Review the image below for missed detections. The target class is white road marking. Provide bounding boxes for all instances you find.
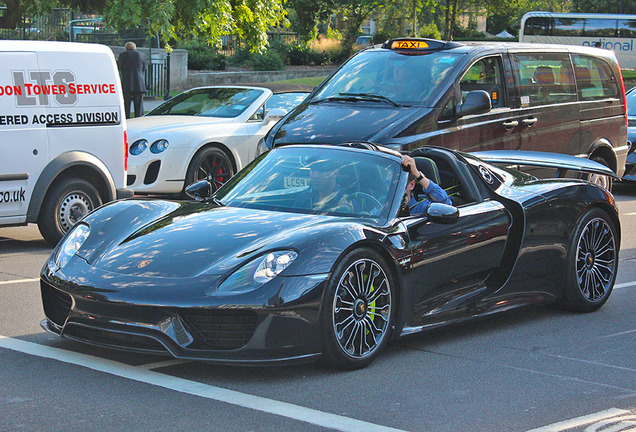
[614,281,636,290]
[0,278,39,286]
[526,408,630,432]
[622,212,636,216]
[0,335,405,432]
[136,359,191,370]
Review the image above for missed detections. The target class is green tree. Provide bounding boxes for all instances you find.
[287,0,335,42]
[337,0,393,55]
[573,0,635,14]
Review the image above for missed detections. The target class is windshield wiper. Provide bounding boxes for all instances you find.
[338,92,402,107]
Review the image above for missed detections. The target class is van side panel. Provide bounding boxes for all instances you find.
[33,49,126,190]
[0,51,48,221]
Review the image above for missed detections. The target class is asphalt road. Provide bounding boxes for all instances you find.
[1,186,635,432]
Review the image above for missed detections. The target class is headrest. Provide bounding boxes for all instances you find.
[414,156,440,185]
[533,66,555,84]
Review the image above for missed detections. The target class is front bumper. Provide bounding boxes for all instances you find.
[40,258,327,365]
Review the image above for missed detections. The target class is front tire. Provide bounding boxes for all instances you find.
[184,147,235,193]
[558,208,618,312]
[320,248,395,369]
[38,177,102,246]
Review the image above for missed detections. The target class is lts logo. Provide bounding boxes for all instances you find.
[12,70,78,107]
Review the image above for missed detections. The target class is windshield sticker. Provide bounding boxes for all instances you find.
[438,57,457,64]
[520,95,530,107]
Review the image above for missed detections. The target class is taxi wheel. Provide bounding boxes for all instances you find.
[38,177,102,246]
[320,248,395,370]
[588,156,613,191]
[185,147,235,193]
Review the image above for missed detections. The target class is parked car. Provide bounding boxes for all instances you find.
[126,83,312,195]
[258,38,629,190]
[624,87,636,181]
[41,143,619,369]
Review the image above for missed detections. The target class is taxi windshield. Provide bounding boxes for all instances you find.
[311,50,462,107]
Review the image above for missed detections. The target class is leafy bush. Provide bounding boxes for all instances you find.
[250,51,285,71]
[226,48,254,68]
[286,44,328,66]
[180,39,226,70]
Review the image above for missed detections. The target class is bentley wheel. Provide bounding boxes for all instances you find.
[559,208,618,312]
[38,177,102,246]
[320,248,395,369]
[185,147,235,193]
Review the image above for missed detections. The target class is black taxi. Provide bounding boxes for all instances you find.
[257,38,629,187]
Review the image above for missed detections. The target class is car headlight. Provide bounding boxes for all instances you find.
[213,250,298,296]
[54,223,90,269]
[150,139,169,154]
[130,139,148,155]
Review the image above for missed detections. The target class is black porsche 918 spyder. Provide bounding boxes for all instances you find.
[40,144,621,369]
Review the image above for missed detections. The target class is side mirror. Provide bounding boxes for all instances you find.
[264,108,287,124]
[185,179,216,201]
[457,90,491,118]
[427,203,459,224]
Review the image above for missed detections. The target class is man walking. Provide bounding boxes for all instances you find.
[118,41,146,118]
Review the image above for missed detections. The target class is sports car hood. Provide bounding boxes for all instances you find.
[272,102,423,145]
[76,199,340,278]
[127,115,235,136]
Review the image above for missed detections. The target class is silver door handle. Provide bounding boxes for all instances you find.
[522,118,538,126]
[502,120,519,129]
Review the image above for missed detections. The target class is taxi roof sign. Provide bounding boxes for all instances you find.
[383,38,462,52]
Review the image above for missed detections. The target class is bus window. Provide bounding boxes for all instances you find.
[583,19,617,37]
[618,19,636,37]
[572,55,619,100]
[553,17,584,36]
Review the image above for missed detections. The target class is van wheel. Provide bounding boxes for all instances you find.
[588,156,612,191]
[38,177,102,246]
[185,147,234,193]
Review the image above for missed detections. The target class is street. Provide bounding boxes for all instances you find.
[1,185,635,432]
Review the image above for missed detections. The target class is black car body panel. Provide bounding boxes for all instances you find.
[40,144,621,365]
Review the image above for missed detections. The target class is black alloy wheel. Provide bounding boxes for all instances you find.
[559,208,618,312]
[320,248,395,369]
[185,147,235,192]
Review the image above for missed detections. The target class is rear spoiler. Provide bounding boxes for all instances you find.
[472,150,618,179]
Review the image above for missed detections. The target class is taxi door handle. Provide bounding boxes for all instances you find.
[502,120,519,129]
[523,117,538,126]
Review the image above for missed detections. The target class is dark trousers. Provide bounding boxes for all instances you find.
[124,91,145,118]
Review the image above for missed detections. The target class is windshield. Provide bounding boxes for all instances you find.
[147,88,264,118]
[215,147,402,219]
[311,50,461,106]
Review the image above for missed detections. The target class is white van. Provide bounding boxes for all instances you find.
[0,41,132,245]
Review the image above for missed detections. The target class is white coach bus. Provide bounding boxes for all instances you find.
[520,12,636,68]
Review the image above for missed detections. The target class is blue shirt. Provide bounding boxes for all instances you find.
[409,181,452,214]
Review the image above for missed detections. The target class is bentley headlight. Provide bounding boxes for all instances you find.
[214,250,298,296]
[150,139,169,154]
[130,139,148,155]
[54,223,90,269]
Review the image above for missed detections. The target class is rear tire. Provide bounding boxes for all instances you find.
[588,156,613,192]
[557,208,618,312]
[38,177,102,246]
[320,248,395,369]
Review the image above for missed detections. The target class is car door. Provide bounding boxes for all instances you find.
[0,51,48,222]
[509,52,581,155]
[401,200,511,327]
[439,55,523,152]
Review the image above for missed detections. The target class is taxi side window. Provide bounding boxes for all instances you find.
[571,55,618,101]
[459,56,506,108]
[512,53,577,107]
